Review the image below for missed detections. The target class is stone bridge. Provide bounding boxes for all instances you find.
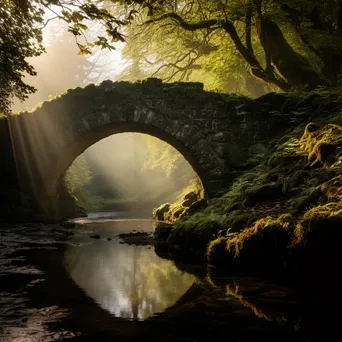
[8,78,290,217]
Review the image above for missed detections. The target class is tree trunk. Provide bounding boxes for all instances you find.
[319,46,342,84]
[338,2,342,33]
[257,17,329,90]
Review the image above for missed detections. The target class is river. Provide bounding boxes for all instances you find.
[0,212,340,341]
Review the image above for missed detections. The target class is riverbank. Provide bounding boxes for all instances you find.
[150,89,342,282]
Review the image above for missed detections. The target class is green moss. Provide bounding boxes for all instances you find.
[301,123,342,167]
[167,204,186,221]
[223,210,249,232]
[152,178,204,223]
[207,236,230,266]
[293,176,342,246]
[227,215,293,255]
[267,138,303,169]
[309,142,337,165]
[168,212,225,250]
[182,191,199,207]
[244,182,284,205]
[183,199,208,217]
[207,215,295,270]
[293,205,342,246]
[264,167,281,182]
[150,119,342,275]
[304,122,320,135]
[293,169,310,184]
[289,186,323,213]
[152,202,171,221]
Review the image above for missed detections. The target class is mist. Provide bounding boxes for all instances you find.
[65,133,198,217]
[12,20,124,113]
[10,19,200,218]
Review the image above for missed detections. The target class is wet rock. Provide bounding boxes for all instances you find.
[184,199,208,217]
[182,191,199,207]
[152,203,171,221]
[154,222,173,241]
[119,231,149,238]
[118,231,153,246]
[61,222,76,228]
[256,92,289,109]
[77,205,87,217]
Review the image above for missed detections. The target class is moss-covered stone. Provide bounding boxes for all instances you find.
[153,182,204,223]
[244,182,284,205]
[223,210,249,232]
[168,219,222,251]
[207,214,294,271]
[153,222,174,241]
[301,123,342,167]
[184,198,208,216]
[182,191,199,207]
[206,236,230,266]
[152,203,171,221]
[167,120,342,277]
[289,186,323,213]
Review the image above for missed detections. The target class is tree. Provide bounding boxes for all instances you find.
[118,8,271,96]
[1,0,131,115]
[12,21,116,112]
[0,0,45,114]
[132,0,342,91]
[2,0,342,115]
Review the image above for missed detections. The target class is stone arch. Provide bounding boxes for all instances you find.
[8,79,285,217]
[52,122,208,199]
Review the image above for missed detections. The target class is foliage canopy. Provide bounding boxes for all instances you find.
[1,0,342,113]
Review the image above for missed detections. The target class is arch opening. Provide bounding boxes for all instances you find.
[61,131,205,219]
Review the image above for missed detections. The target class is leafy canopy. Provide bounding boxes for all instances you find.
[1,0,342,114]
[0,0,142,115]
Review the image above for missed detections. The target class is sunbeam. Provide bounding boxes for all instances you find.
[64,132,201,218]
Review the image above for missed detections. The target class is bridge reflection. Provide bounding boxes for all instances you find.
[64,222,195,320]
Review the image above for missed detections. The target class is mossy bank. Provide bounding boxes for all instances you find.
[153,88,342,279]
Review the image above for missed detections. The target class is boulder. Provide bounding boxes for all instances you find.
[154,222,173,241]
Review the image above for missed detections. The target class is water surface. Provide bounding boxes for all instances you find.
[0,213,341,341]
[64,223,195,320]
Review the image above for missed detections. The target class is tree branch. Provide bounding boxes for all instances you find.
[253,0,272,72]
[245,0,254,56]
[281,4,322,59]
[144,9,291,91]
[144,12,219,31]
[222,19,290,91]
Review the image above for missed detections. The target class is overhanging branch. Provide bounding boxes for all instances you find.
[144,10,291,91]
[245,0,254,56]
[144,12,219,31]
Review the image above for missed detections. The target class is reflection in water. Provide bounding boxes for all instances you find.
[64,234,195,320]
[2,221,341,341]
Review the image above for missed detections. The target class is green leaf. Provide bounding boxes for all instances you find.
[78,48,92,56]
